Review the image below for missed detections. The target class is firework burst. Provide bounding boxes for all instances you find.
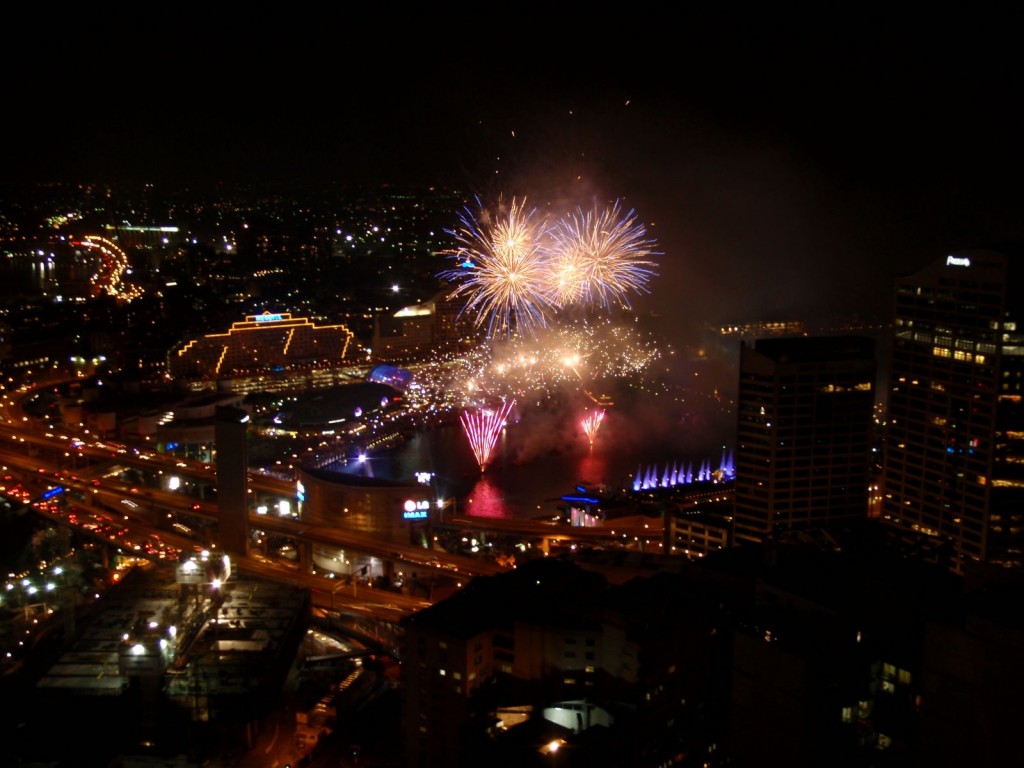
[461,399,516,472]
[580,409,605,446]
[548,200,659,310]
[441,197,660,340]
[441,197,555,340]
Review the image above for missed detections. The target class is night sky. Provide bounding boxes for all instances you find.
[6,20,1023,329]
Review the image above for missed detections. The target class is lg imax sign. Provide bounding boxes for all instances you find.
[403,499,430,520]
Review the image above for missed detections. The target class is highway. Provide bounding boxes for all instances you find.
[0,379,670,624]
[0,396,504,623]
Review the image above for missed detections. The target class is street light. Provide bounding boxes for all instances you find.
[540,738,566,766]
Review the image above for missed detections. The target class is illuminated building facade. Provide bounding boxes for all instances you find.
[371,288,471,360]
[102,223,182,251]
[296,466,434,546]
[733,336,876,545]
[882,249,1024,572]
[665,509,732,558]
[168,311,355,379]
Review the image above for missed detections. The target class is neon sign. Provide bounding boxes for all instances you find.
[254,313,284,322]
[946,255,971,268]
[403,498,430,519]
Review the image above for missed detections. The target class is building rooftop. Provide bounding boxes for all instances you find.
[748,334,876,363]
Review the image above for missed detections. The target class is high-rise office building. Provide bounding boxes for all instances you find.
[733,336,877,545]
[882,248,1024,573]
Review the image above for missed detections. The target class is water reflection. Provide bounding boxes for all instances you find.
[461,476,507,519]
[328,407,732,522]
[0,247,103,299]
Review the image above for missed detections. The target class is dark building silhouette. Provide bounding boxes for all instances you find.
[215,405,250,557]
[719,523,1024,768]
[882,249,1024,574]
[399,557,724,768]
[397,523,1024,768]
[733,336,877,545]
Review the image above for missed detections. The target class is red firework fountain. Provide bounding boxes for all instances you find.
[461,399,515,472]
[581,409,605,446]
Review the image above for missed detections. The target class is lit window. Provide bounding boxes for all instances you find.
[841,706,853,723]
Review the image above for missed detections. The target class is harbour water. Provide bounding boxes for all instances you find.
[0,250,93,299]
[327,393,736,520]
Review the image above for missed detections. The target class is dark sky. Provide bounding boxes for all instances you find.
[6,19,1023,329]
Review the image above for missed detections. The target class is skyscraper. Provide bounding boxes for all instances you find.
[882,248,1024,574]
[733,336,877,545]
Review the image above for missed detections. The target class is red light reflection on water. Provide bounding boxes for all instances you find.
[462,476,508,518]
[576,449,608,488]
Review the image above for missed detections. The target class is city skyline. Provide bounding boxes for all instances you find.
[6,23,1023,331]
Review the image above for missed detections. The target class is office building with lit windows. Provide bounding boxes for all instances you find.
[881,249,1024,573]
[168,311,355,380]
[733,335,877,545]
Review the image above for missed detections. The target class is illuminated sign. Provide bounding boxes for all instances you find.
[415,471,433,485]
[41,486,65,500]
[946,255,971,268]
[561,495,601,505]
[296,480,305,502]
[403,498,430,520]
[254,313,284,323]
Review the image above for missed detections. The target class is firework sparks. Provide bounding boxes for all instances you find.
[448,317,660,402]
[441,197,660,340]
[548,200,659,310]
[461,399,516,472]
[580,409,605,446]
[441,197,555,340]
